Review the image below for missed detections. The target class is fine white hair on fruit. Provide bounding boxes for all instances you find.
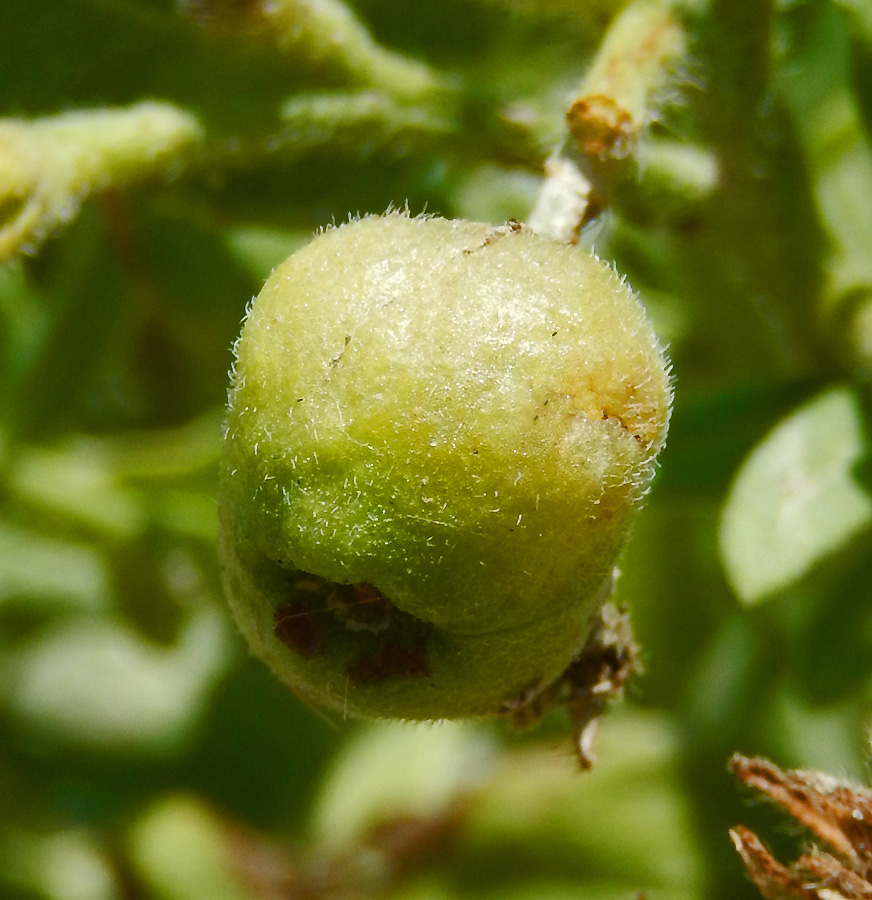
[218,212,671,723]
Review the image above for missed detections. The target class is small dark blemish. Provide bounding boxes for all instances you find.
[328,334,352,369]
[327,581,393,634]
[346,638,431,685]
[273,601,322,658]
[673,215,703,238]
[463,219,524,254]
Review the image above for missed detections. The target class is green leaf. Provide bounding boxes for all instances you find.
[223,225,308,283]
[11,440,144,540]
[127,796,255,900]
[0,523,110,614]
[8,609,232,753]
[719,386,872,604]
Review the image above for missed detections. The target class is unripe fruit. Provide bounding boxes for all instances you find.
[218,212,670,721]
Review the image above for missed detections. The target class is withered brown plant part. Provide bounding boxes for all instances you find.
[503,601,641,770]
[729,753,872,899]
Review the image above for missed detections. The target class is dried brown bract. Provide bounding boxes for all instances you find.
[730,753,872,899]
[504,601,641,769]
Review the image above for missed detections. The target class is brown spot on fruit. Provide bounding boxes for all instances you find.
[326,581,394,634]
[273,601,322,658]
[347,638,431,685]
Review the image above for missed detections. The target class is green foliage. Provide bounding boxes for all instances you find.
[720,388,872,604]
[0,1,871,899]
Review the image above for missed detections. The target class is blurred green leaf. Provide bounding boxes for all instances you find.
[127,795,255,900]
[223,225,310,283]
[0,523,110,615]
[719,387,872,604]
[11,440,144,540]
[128,795,255,900]
[308,713,704,900]
[312,720,497,851]
[7,608,232,753]
[460,712,704,897]
[0,826,118,900]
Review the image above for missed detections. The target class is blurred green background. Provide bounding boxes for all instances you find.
[1,1,872,898]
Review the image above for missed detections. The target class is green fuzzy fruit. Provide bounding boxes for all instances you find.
[218,212,670,720]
